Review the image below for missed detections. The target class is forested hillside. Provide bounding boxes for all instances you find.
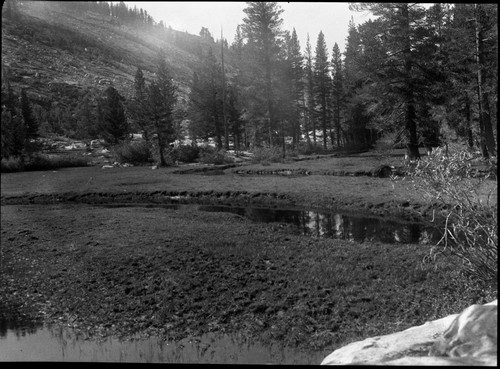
[1,1,497,165]
[1,0,221,142]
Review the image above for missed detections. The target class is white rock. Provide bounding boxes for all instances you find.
[321,300,497,366]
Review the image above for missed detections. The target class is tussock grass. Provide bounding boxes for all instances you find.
[1,154,89,172]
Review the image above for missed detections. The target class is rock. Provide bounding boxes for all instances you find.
[151,165,158,170]
[372,165,394,178]
[102,165,114,169]
[321,300,497,366]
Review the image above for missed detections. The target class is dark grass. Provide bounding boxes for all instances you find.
[0,204,495,354]
[1,154,89,173]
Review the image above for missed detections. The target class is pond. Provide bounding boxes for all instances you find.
[102,203,443,245]
[197,205,443,245]
[0,317,328,364]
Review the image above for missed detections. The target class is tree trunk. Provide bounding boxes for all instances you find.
[157,130,166,166]
[464,96,474,150]
[475,4,496,158]
[281,121,286,158]
[402,4,420,160]
[336,104,341,148]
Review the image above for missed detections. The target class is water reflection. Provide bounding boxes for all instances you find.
[0,322,328,364]
[198,205,443,244]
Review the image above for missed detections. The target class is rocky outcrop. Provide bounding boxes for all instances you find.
[321,300,497,366]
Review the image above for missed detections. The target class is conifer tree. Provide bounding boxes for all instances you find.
[147,51,178,166]
[241,2,284,146]
[304,34,315,146]
[331,43,344,148]
[97,86,129,145]
[128,67,152,143]
[313,31,331,150]
[21,89,39,140]
[187,47,224,148]
[286,28,304,148]
[349,3,429,158]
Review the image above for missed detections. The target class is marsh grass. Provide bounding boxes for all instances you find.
[1,154,89,172]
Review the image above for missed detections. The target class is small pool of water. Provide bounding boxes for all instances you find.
[198,205,443,245]
[0,318,327,364]
[101,203,443,245]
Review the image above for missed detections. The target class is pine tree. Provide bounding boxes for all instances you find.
[97,86,129,145]
[349,3,430,159]
[474,4,497,158]
[286,28,304,148]
[127,67,152,143]
[147,51,178,166]
[313,31,331,150]
[241,2,284,146]
[20,89,39,140]
[304,34,315,146]
[331,43,344,148]
[75,90,98,139]
[187,47,224,148]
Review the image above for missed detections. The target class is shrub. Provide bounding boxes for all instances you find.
[112,141,152,165]
[405,147,497,285]
[0,156,23,172]
[198,146,234,165]
[251,145,285,164]
[1,154,89,172]
[171,144,200,163]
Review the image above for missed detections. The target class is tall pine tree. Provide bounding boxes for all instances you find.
[313,31,331,150]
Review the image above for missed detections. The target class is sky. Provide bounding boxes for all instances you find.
[124,2,375,54]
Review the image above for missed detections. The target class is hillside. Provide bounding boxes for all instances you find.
[1,1,223,111]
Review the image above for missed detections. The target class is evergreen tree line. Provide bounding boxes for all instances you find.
[1,75,40,160]
[187,2,497,159]
[2,2,496,164]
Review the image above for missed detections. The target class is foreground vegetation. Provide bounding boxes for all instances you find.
[0,204,495,355]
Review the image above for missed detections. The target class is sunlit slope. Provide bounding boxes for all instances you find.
[1,1,210,105]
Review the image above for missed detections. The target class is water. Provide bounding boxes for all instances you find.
[102,203,443,245]
[197,205,443,245]
[0,319,327,364]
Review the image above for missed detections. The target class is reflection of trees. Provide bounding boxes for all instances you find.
[231,206,442,245]
[300,211,312,236]
[0,318,41,338]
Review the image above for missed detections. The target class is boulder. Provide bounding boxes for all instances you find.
[321,300,497,366]
[371,165,394,178]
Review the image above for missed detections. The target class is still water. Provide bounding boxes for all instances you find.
[0,318,327,363]
[102,203,443,245]
[197,205,443,245]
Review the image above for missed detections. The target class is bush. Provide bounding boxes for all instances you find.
[1,154,89,172]
[0,156,23,172]
[112,141,152,165]
[251,145,285,164]
[171,144,200,163]
[197,146,234,165]
[405,147,497,285]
